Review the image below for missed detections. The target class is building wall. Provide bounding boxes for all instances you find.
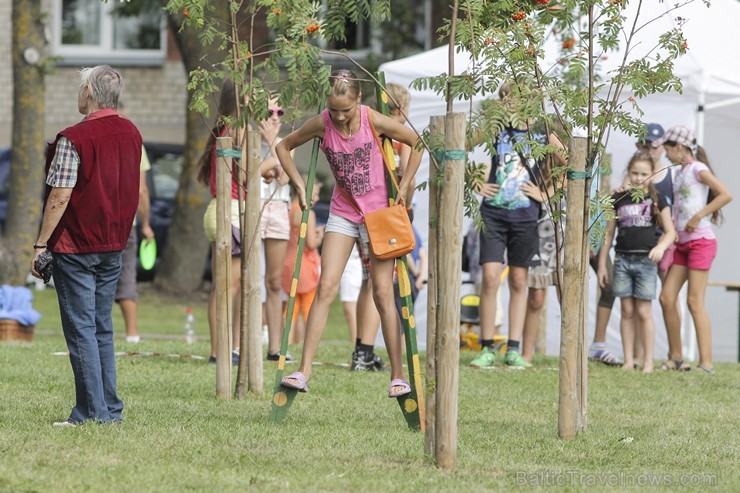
[0,0,14,147]
[0,1,188,148]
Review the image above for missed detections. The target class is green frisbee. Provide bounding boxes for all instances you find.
[139,238,157,271]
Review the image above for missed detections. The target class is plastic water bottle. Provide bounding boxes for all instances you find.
[184,308,195,344]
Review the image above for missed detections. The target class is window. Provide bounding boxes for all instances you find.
[52,0,166,66]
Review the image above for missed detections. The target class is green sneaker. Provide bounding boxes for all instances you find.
[504,350,532,368]
[470,347,496,368]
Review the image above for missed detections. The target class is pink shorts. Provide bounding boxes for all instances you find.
[260,200,290,240]
[673,238,717,270]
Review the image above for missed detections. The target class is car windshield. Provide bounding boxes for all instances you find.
[151,152,181,200]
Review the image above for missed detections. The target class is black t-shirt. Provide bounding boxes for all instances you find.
[611,190,668,253]
[480,127,546,223]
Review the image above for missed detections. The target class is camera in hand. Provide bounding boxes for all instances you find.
[35,251,53,284]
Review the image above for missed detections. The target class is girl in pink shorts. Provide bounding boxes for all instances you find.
[653,126,733,373]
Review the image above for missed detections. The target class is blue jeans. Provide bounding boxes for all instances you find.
[53,252,123,423]
[612,253,658,300]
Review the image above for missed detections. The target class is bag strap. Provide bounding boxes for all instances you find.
[336,183,363,218]
[367,111,404,206]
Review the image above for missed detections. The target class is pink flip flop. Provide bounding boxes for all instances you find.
[281,371,309,393]
[388,378,411,398]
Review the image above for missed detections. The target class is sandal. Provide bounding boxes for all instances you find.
[697,364,715,374]
[281,371,309,392]
[658,358,691,372]
[388,378,411,398]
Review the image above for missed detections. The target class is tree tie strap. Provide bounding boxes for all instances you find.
[215,148,242,159]
[566,170,589,180]
[432,149,467,166]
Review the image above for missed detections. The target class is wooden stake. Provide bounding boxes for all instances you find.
[425,115,444,455]
[215,137,233,398]
[536,292,548,355]
[435,112,465,470]
[558,136,588,439]
[245,130,263,394]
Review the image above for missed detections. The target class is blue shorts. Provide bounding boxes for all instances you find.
[612,253,658,300]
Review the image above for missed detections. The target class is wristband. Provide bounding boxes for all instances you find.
[33,244,47,249]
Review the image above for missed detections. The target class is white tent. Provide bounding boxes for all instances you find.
[379,0,740,362]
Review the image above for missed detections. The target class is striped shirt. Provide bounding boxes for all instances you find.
[46,136,79,188]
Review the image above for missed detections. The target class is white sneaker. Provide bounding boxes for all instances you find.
[126,336,141,343]
[53,421,77,428]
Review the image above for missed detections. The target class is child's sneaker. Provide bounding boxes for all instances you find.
[350,350,385,371]
[470,347,496,368]
[504,350,532,368]
[588,349,623,366]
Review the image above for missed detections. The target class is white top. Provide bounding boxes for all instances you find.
[260,139,291,202]
[674,160,714,243]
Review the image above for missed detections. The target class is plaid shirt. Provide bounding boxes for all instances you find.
[46,136,79,188]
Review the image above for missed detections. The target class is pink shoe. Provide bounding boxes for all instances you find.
[281,371,309,392]
[388,378,411,398]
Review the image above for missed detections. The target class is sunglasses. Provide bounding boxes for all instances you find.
[268,109,284,117]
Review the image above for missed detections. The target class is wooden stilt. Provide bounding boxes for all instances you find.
[376,73,424,431]
[269,105,323,423]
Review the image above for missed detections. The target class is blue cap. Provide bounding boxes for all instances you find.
[641,123,665,143]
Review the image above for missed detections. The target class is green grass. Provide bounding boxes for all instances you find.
[0,286,738,492]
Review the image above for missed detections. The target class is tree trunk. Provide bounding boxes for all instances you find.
[1,0,46,286]
[154,9,230,294]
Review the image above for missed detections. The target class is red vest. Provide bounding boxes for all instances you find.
[45,110,142,253]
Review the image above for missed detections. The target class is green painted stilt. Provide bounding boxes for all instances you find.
[376,72,425,432]
[269,103,323,423]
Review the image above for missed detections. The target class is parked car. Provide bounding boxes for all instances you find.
[136,142,187,281]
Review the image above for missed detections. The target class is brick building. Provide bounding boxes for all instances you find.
[0,1,190,147]
[1,1,444,148]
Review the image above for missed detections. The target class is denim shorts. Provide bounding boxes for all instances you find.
[612,253,658,300]
[325,213,370,244]
[326,213,372,279]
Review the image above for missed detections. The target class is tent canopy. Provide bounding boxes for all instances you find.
[378,0,740,361]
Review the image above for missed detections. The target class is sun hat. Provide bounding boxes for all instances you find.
[641,123,664,143]
[651,125,698,154]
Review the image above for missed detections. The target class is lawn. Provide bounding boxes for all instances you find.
[0,285,737,492]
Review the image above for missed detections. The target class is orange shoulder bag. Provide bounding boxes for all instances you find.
[336,115,415,260]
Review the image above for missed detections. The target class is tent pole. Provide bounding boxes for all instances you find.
[695,85,706,143]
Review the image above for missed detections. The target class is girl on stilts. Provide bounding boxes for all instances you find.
[275,69,423,397]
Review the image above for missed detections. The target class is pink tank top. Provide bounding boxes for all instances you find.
[320,105,389,223]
